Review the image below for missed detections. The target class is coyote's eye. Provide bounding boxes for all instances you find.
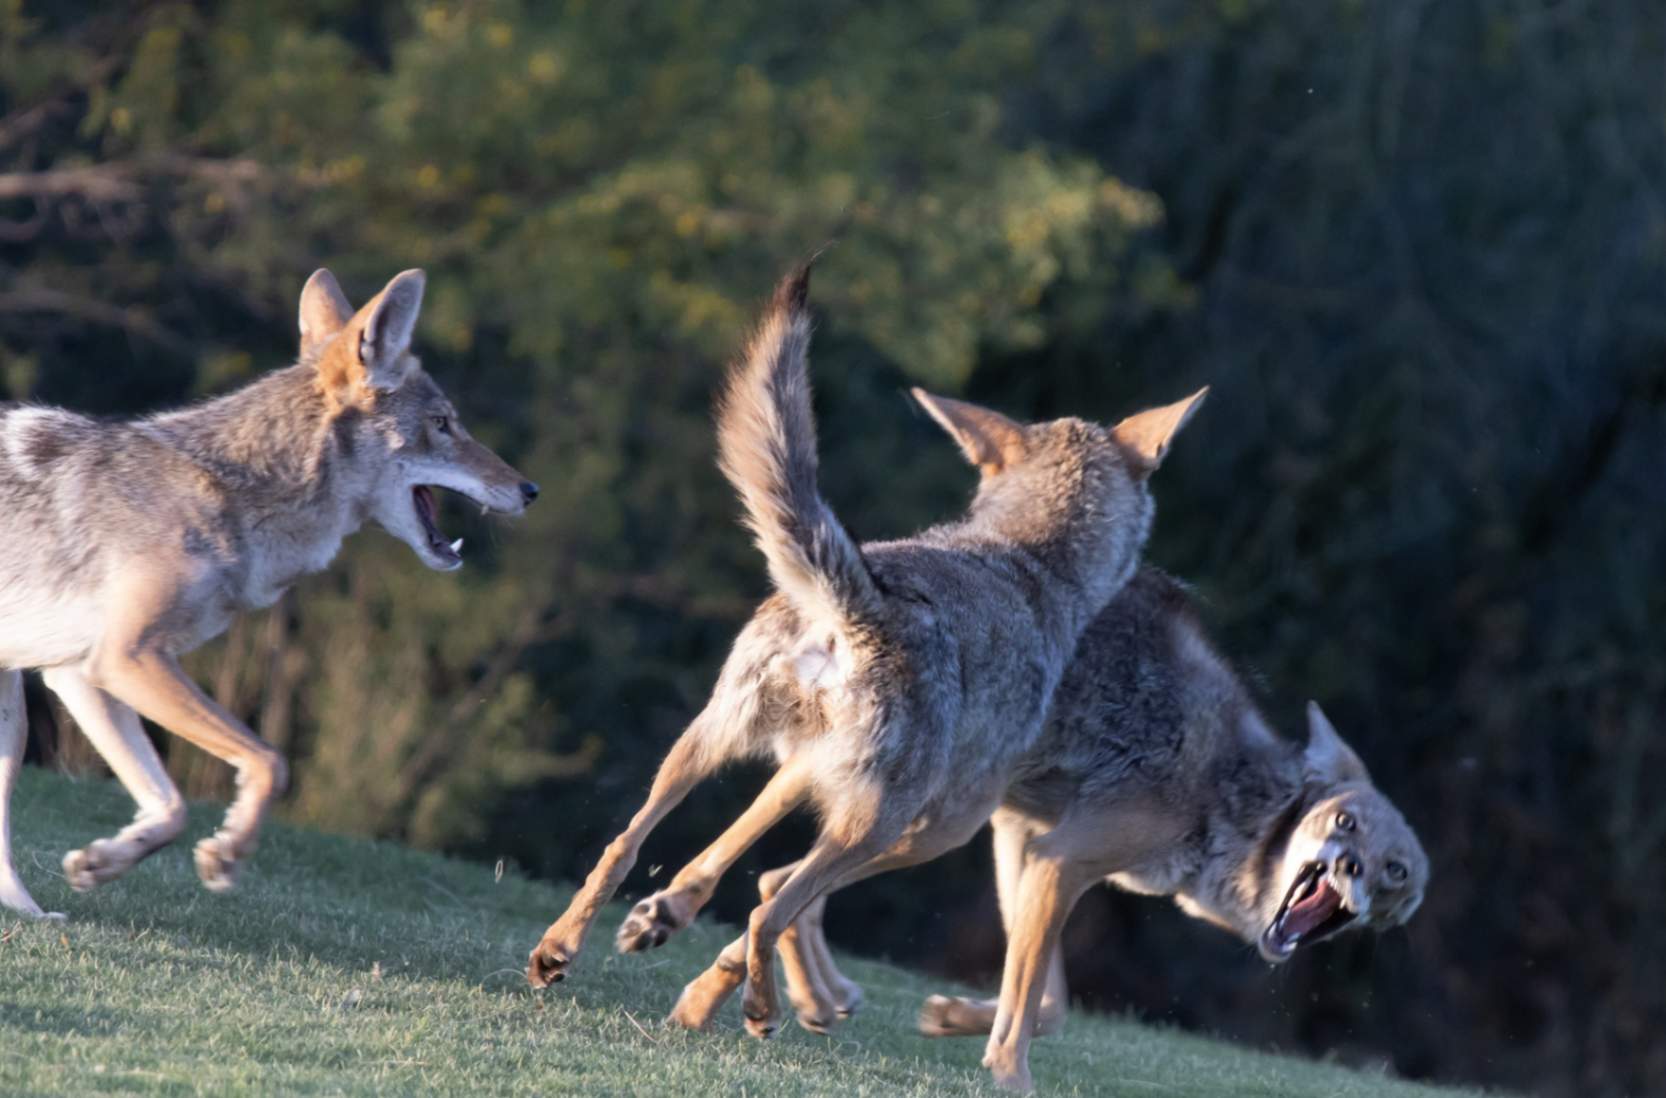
[432,415,452,436]
[1385,861,1408,884]
[1335,811,1356,832]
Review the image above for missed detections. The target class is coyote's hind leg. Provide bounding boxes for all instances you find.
[0,671,62,919]
[669,930,750,1031]
[761,864,858,1033]
[42,668,187,893]
[738,821,902,1038]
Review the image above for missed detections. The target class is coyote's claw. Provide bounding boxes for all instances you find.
[526,940,571,987]
[741,978,780,1039]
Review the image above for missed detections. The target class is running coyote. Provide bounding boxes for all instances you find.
[0,268,538,918]
[765,567,1430,1091]
[526,261,1205,1054]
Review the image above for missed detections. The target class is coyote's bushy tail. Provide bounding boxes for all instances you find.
[716,264,879,628]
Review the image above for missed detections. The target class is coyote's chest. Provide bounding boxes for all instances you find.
[232,496,364,610]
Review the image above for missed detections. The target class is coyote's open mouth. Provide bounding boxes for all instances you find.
[412,485,465,566]
[1262,862,1355,959]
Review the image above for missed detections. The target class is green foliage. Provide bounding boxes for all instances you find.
[3,2,1664,1096]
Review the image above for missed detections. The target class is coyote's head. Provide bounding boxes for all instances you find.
[1257,703,1429,962]
[298,268,538,571]
[912,386,1208,607]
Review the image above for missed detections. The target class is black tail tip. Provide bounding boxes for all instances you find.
[774,260,814,313]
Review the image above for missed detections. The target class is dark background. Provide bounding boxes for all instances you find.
[4,3,1663,1095]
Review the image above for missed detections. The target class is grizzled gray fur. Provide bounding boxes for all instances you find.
[525,260,1206,1058]
[0,269,535,920]
[772,567,1430,1092]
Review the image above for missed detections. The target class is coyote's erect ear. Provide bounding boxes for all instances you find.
[315,269,426,399]
[912,390,1029,476]
[355,269,426,389]
[1303,701,1370,785]
[1111,387,1209,474]
[298,269,354,356]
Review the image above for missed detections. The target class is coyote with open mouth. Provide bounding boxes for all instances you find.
[756,566,1430,1091]
[0,268,537,919]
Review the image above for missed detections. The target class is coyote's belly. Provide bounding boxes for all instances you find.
[0,589,103,670]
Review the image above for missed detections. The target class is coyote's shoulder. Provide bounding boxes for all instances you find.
[0,268,537,923]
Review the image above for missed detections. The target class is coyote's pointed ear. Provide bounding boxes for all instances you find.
[1111,387,1209,474]
[298,269,354,356]
[912,390,1028,476]
[1303,701,1370,785]
[347,269,425,391]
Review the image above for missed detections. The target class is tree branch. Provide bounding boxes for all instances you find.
[0,286,191,355]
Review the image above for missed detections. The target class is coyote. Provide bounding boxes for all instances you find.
[756,567,1430,1091]
[0,268,538,919]
[526,261,1205,1047]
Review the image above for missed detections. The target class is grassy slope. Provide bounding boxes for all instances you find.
[0,768,1479,1097]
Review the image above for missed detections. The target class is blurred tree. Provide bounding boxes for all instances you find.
[3,1,1662,1095]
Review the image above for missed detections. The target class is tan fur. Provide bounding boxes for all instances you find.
[772,571,1429,1091]
[0,269,537,915]
[912,391,1030,476]
[527,262,1203,1053]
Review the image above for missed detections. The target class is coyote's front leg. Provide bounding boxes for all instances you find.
[981,853,1093,1093]
[87,569,287,893]
[41,668,188,892]
[758,864,863,1032]
[736,822,898,1038]
[91,645,286,892]
[920,810,1068,1039]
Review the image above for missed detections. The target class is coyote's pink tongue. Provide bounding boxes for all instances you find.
[1282,879,1342,940]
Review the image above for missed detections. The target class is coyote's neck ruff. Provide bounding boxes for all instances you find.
[137,368,387,609]
[0,268,536,921]
[1016,569,1430,956]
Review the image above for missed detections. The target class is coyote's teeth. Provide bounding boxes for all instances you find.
[450,538,464,554]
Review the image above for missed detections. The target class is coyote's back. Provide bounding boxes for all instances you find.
[0,267,538,922]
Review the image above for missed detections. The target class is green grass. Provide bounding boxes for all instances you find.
[0,768,1479,1097]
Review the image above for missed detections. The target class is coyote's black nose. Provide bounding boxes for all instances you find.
[520,481,540,505]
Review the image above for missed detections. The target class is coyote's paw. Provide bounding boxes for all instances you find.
[666,992,714,1031]
[615,892,693,954]
[919,993,994,1037]
[741,976,780,1040]
[792,1001,837,1036]
[829,970,864,1018]
[782,960,839,1034]
[0,878,64,921]
[62,840,133,892]
[527,937,574,988]
[983,1046,1035,1094]
[193,836,241,893]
